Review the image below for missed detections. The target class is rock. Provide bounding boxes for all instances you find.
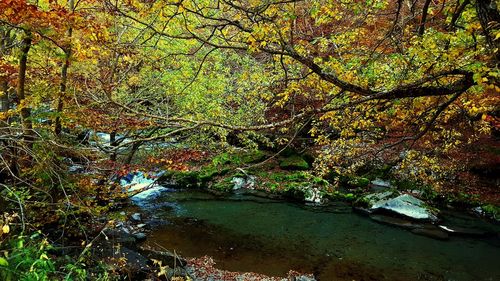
[369,214,419,229]
[371,178,392,188]
[231,177,246,190]
[364,191,439,222]
[438,225,491,237]
[68,164,85,174]
[136,223,146,228]
[133,232,147,241]
[138,247,186,267]
[246,176,256,189]
[103,229,136,247]
[231,176,256,190]
[411,225,449,240]
[279,155,309,170]
[348,177,370,188]
[110,247,149,279]
[131,213,142,221]
[305,187,322,204]
[472,206,485,216]
[370,214,449,240]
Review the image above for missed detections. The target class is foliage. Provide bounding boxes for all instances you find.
[0,232,86,281]
[0,0,499,277]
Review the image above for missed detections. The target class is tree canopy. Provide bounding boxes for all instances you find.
[0,0,499,187]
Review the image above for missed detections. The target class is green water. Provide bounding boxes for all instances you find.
[144,190,500,281]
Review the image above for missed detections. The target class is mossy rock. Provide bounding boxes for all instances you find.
[173,171,201,188]
[283,186,306,202]
[302,153,315,166]
[279,155,309,170]
[212,152,241,166]
[198,165,229,183]
[211,178,234,192]
[481,204,500,220]
[347,177,370,188]
[241,150,267,164]
[279,147,299,157]
[325,191,359,202]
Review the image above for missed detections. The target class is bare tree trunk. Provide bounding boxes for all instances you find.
[125,142,142,165]
[1,27,13,123]
[110,131,117,161]
[17,31,33,148]
[0,80,8,115]
[476,0,500,61]
[418,0,433,35]
[54,0,75,135]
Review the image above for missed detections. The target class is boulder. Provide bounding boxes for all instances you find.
[362,191,439,222]
[279,155,309,170]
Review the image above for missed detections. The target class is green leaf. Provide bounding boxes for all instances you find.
[0,257,9,266]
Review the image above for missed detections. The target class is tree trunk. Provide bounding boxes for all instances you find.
[0,80,8,116]
[475,0,500,61]
[17,32,33,148]
[54,48,70,135]
[417,0,432,35]
[54,0,75,135]
[110,131,117,161]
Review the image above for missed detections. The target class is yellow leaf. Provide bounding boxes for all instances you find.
[2,225,9,234]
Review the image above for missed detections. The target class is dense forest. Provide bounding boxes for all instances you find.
[0,0,499,280]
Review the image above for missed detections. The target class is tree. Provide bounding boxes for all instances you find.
[103,0,498,185]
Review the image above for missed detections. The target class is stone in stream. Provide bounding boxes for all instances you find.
[369,214,419,229]
[131,213,141,221]
[438,225,492,237]
[370,214,449,240]
[133,232,147,241]
[362,191,439,222]
[411,225,449,240]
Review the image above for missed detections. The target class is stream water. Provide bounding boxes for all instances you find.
[139,189,500,281]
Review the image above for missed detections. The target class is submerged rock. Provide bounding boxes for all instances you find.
[369,214,418,229]
[438,225,490,237]
[362,191,439,222]
[411,225,449,240]
[370,214,449,240]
